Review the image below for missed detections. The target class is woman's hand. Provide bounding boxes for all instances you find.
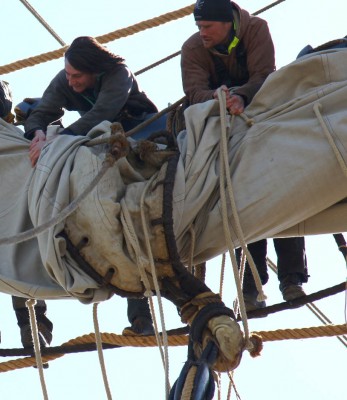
[29,130,46,167]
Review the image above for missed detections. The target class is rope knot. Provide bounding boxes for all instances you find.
[180,292,222,324]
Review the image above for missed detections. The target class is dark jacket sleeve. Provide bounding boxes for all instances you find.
[233,18,275,103]
[181,35,217,105]
[24,72,66,139]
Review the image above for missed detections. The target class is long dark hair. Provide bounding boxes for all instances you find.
[64,36,125,73]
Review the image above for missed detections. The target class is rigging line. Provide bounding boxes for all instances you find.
[26,299,49,400]
[19,0,66,46]
[134,51,181,76]
[0,0,286,75]
[93,304,113,400]
[267,258,347,348]
[253,0,287,16]
[244,281,346,318]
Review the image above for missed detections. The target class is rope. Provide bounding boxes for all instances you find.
[26,299,49,400]
[227,372,241,400]
[253,0,286,16]
[93,303,113,400]
[19,0,66,46]
[216,88,265,351]
[120,179,171,397]
[0,1,286,75]
[139,175,171,398]
[0,4,194,75]
[188,226,196,274]
[219,253,226,298]
[245,282,346,319]
[267,258,347,348]
[134,51,181,76]
[0,323,345,374]
[181,366,196,399]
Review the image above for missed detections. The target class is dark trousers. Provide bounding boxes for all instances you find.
[12,296,150,330]
[127,298,152,323]
[236,237,308,293]
[12,296,53,332]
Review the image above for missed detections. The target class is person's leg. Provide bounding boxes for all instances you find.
[12,296,53,348]
[273,237,308,301]
[236,239,269,311]
[122,298,154,336]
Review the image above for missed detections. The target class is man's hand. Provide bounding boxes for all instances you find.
[29,129,46,167]
[226,94,244,115]
[213,85,245,115]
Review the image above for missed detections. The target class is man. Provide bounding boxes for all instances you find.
[23,36,154,335]
[181,0,308,311]
[0,80,53,350]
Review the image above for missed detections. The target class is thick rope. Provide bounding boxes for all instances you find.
[0,4,194,75]
[181,366,197,400]
[26,299,49,400]
[93,303,113,400]
[0,323,345,374]
[0,1,286,75]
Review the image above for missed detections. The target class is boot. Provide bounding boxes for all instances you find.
[243,289,266,312]
[122,316,154,336]
[20,322,53,349]
[20,322,52,369]
[280,273,306,301]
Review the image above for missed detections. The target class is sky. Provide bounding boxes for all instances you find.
[0,0,346,399]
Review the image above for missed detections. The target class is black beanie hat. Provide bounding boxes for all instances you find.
[194,0,234,22]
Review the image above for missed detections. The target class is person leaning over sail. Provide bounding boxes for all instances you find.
[23,36,155,336]
[180,0,308,311]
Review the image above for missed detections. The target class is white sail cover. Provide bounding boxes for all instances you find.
[1,48,347,302]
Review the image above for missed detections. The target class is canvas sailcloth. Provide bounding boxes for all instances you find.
[1,48,347,303]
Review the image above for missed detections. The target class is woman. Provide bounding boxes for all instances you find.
[25,36,158,167]
[24,37,156,336]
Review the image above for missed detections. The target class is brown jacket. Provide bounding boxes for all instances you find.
[181,2,275,105]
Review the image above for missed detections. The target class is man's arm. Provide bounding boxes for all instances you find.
[233,19,275,104]
[181,37,217,105]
